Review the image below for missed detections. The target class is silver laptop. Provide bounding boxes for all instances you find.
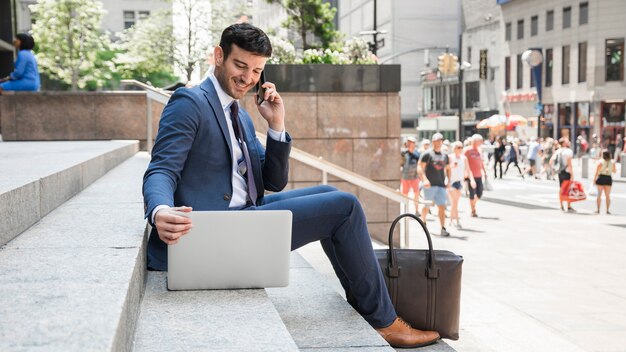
[167,210,292,290]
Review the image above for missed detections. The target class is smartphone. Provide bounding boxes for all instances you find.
[255,71,266,105]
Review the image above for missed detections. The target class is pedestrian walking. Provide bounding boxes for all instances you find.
[493,136,506,179]
[448,141,474,228]
[524,137,541,179]
[400,136,421,214]
[593,150,616,214]
[552,138,576,212]
[542,138,555,180]
[418,133,451,236]
[464,134,487,217]
[504,138,524,177]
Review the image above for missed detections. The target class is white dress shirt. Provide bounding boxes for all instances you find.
[151,74,286,223]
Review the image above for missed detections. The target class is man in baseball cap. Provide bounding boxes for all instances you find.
[418,132,451,236]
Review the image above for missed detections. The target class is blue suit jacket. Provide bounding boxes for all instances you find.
[142,78,291,270]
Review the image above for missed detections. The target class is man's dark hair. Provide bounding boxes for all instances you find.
[602,150,611,161]
[219,23,272,60]
[16,33,35,50]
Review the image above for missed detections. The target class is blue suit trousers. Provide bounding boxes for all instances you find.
[257,185,396,328]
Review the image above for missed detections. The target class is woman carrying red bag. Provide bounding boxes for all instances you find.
[552,138,575,212]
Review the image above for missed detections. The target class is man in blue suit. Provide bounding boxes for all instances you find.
[142,23,439,348]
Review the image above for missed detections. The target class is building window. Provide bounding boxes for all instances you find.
[465,82,480,108]
[579,2,588,25]
[562,45,570,84]
[531,69,536,88]
[435,86,446,110]
[563,7,571,29]
[467,47,472,65]
[449,84,460,109]
[424,87,433,112]
[546,48,553,87]
[606,38,624,82]
[505,22,512,41]
[546,10,554,31]
[517,19,524,40]
[531,15,538,36]
[578,42,587,83]
[517,54,523,89]
[124,10,150,29]
[124,11,135,29]
[505,56,511,90]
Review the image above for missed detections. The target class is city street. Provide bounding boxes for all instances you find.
[418,167,626,351]
[299,164,625,352]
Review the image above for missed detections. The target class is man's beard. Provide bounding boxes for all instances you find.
[214,67,246,99]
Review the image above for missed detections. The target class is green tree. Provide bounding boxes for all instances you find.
[266,0,339,50]
[115,10,177,86]
[30,0,111,91]
[172,0,245,82]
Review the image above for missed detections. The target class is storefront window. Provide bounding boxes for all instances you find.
[541,104,555,138]
[577,102,590,127]
[558,103,573,140]
[605,38,624,82]
[505,57,511,89]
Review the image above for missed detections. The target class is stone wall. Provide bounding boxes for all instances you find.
[0,90,402,244]
[240,92,401,243]
[0,91,164,150]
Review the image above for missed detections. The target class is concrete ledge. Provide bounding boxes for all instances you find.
[0,153,149,351]
[267,253,394,351]
[133,272,298,352]
[0,140,139,247]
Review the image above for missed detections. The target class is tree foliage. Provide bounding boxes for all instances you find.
[266,0,339,50]
[114,10,177,86]
[30,0,111,90]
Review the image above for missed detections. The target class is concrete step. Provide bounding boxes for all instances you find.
[0,140,139,247]
[296,242,457,352]
[267,251,394,351]
[133,271,299,352]
[0,153,150,351]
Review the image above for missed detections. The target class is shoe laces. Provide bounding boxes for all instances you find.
[397,317,412,329]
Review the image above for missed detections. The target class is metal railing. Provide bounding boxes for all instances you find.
[122,79,420,248]
[121,79,171,153]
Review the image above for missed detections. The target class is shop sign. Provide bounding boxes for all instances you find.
[479,50,488,80]
[602,101,625,127]
[505,92,538,103]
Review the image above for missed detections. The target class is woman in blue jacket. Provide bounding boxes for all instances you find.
[0,33,41,93]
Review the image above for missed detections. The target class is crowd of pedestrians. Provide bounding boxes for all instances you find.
[400,131,622,235]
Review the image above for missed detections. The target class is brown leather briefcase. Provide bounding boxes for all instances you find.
[375,213,463,340]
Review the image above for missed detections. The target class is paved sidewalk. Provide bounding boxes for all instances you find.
[412,192,626,352]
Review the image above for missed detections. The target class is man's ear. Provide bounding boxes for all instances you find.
[214,46,224,66]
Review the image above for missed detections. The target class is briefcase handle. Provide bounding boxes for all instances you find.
[387,213,439,279]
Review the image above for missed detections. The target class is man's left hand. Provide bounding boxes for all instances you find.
[256,82,285,132]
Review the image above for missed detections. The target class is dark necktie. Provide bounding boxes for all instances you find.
[229,101,258,204]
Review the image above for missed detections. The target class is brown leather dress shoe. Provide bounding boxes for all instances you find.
[376,317,440,348]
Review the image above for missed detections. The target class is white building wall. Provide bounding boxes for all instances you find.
[501,0,626,141]
[338,0,462,123]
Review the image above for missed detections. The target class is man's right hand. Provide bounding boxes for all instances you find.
[154,206,193,245]
[422,179,431,188]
